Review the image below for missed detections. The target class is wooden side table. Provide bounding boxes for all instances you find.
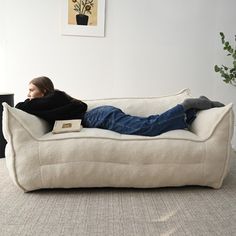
[0,94,14,158]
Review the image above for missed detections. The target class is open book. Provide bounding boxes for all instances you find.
[52,119,82,134]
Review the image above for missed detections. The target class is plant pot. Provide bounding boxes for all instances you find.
[76,14,89,25]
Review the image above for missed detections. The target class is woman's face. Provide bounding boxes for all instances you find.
[28,83,45,100]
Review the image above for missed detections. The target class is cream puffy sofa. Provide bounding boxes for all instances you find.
[2,89,235,192]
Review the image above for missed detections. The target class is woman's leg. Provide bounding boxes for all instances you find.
[185,108,197,126]
[82,105,194,136]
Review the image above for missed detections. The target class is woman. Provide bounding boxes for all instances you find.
[16,76,224,136]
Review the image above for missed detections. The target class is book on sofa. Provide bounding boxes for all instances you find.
[52,119,82,134]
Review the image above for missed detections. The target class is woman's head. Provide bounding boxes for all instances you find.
[28,76,55,100]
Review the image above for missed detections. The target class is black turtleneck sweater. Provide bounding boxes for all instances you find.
[15,90,88,126]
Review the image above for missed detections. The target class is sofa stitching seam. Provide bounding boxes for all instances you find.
[218,111,234,187]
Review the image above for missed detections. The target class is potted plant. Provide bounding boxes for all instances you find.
[214,32,236,86]
[72,0,94,25]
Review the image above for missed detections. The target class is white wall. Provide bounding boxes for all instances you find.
[1,0,236,146]
[0,0,6,87]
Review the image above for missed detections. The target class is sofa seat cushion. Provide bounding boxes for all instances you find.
[38,128,206,189]
[39,128,204,168]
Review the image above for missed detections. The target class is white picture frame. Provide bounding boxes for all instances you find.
[61,0,106,37]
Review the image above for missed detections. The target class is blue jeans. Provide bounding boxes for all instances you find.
[82,105,197,136]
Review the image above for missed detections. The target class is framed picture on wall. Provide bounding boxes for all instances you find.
[61,0,106,37]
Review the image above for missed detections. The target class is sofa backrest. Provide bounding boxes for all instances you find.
[85,88,191,116]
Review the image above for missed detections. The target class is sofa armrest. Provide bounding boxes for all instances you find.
[190,103,234,140]
[2,102,51,140]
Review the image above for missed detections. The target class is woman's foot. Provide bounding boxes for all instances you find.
[199,96,225,108]
[181,96,224,111]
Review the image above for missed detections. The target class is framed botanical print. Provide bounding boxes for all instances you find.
[61,0,106,37]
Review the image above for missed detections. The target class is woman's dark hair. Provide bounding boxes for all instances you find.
[30,76,55,96]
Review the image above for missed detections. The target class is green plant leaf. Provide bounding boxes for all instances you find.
[222,65,228,70]
[214,65,220,72]
[233,52,236,59]
[215,32,236,85]
[220,32,225,43]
